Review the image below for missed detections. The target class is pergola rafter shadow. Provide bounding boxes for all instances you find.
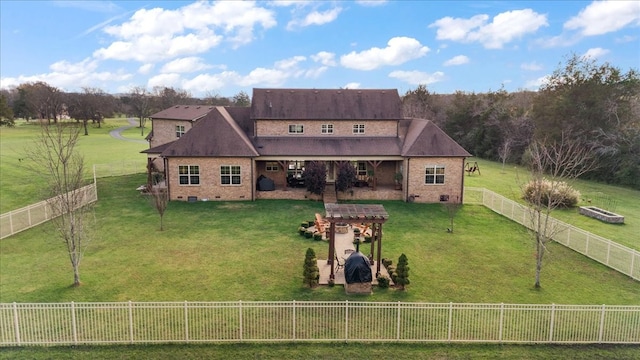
[324,204,389,280]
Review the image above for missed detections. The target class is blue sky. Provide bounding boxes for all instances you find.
[1,1,638,97]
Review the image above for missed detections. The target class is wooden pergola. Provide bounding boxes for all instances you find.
[324,204,389,280]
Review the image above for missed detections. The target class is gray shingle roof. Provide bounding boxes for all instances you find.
[402,119,472,157]
[254,137,402,157]
[251,88,402,120]
[150,105,215,121]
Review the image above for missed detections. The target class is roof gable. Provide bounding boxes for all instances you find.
[402,119,472,157]
[251,88,402,120]
[161,107,258,157]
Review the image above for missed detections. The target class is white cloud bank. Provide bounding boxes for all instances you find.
[340,37,429,71]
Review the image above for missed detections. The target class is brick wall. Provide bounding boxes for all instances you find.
[406,157,465,203]
[167,157,254,201]
[255,120,398,137]
[150,119,193,148]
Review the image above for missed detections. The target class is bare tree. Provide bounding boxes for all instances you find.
[127,86,153,136]
[498,138,512,173]
[443,196,462,233]
[523,133,598,288]
[24,123,94,287]
[147,176,169,231]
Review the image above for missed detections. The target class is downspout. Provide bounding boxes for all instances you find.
[460,157,466,204]
[164,157,170,200]
[405,158,410,202]
[251,157,255,201]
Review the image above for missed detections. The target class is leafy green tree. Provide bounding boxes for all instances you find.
[395,254,410,291]
[304,161,327,195]
[335,161,357,192]
[232,91,251,107]
[303,248,319,288]
[0,93,14,127]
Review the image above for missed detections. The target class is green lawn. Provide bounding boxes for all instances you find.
[0,119,147,212]
[463,158,640,250]
[1,174,638,304]
[1,343,639,360]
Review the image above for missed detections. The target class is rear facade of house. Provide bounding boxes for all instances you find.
[143,88,471,203]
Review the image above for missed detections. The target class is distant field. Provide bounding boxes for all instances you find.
[0,119,147,212]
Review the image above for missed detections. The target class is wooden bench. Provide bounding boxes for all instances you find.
[314,213,329,235]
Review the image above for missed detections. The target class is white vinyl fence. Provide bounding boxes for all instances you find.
[0,160,146,240]
[464,187,640,281]
[1,301,638,346]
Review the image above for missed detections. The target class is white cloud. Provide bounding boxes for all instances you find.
[388,70,445,85]
[343,82,361,89]
[311,51,337,66]
[430,9,548,49]
[304,66,328,79]
[615,35,637,43]
[138,63,154,74]
[582,47,610,59]
[95,2,276,62]
[355,0,387,7]
[287,7,342,30]
[525,75,549,90]
[521,62,542,71]
[147,73,182,89]
[275,56,307,70]
[182,72,235,92]
[161,57,213,73]
[443,55,469,66]
[565,1,640,36]
[340,37,429,71]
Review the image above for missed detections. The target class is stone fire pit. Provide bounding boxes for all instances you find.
[335,223,349,234]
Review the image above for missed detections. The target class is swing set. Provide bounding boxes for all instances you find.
[465,161,481,176]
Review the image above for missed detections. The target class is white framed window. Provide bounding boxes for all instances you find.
[266,162,279,172]
[179,165,199,185]
[176,125,185,138]
[321,124,334,134]
[352,124,365,134]
[221,165,241,185]
[356,161,367,176]
[288,124,304,134]
[425,165,445,185]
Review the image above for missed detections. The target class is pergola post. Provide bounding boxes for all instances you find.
[376,224,383,276]
[328,222,336,280]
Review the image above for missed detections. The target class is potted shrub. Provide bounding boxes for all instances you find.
[394,172,403,190]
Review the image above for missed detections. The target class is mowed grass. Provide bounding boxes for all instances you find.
[1,343,639,360]
[464,158,640,250]
[1,174,638,304]
[0,119,147,212]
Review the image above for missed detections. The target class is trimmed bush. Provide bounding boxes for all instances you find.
[377,275,390,288]
[313,232,323,241]
[298,227,306,236]
[301,222,310,228]
[304,229,314,238]
[363,235,372,243]
[308,220,315,227]
[523,179,581,208]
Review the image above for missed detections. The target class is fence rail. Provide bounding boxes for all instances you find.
[0,160,146,240]
[1,301,638,346]
[464,187,640,281]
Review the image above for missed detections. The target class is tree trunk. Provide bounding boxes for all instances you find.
[83,120,89,136]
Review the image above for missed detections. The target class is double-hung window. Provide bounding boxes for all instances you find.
[179,165,200,185]
[221,165,241,185]
[352,124,365,134]
[266,162,279,172]
[425,165,445,185]
[321,124,334,134]
[288,124,304,134]
[176,125,185,138]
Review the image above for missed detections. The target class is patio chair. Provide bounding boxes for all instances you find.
[335,256,345,272]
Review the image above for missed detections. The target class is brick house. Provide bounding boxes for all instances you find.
[143,88,471,203]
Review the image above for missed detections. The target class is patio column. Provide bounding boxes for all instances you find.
[376,224,383,276]
[328,222,335,280]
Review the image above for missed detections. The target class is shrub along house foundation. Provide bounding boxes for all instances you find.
[143,88,471,203]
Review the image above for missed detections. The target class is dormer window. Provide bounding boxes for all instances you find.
[321,124,334,134]
[288,124,304,134]
[353,124,365,134]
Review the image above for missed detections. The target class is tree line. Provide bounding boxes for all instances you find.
[402,55,639,189]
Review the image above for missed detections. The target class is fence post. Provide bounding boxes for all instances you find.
[184,301,189,342]
[238,301,243,341]
[499,303,504,343]
[447,302,453,342]
[345,300,349,342]
[598,304,606,343]
[549,304,555,343]
[12,302,20,345]
[128,301,134,344]
[292,300,296,341]
[71,301,77,345]
[396,301,401,341]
